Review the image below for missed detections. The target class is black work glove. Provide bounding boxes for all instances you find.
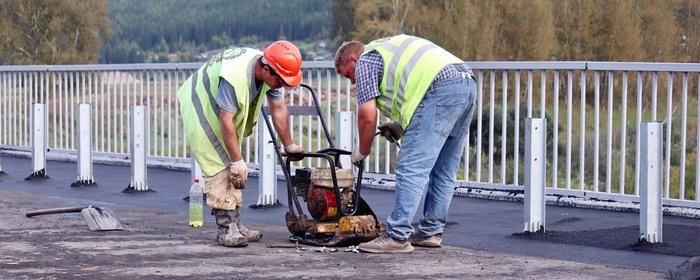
[284,144,305,162]
[378,121,403,142]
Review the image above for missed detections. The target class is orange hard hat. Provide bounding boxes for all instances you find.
[263,40,303,87]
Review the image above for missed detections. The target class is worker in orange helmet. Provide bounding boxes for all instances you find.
[177,41,304,247]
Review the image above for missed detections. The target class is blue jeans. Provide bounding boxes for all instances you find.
[386,76,477,241]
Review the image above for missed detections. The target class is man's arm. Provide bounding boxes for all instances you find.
[214,78,243,161]
[219,109,243,161]
[353,52,382,156]
[267,95,293,147]
[357,99,378,155]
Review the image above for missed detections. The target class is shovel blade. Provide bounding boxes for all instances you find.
[80,207,124,231]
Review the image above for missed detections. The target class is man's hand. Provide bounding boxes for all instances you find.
[284,143,304,162]
[351,149,368,167]
[378,121,403,142]
[229,160,248,189]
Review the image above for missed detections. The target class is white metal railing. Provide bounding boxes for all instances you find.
[1,61,699,208]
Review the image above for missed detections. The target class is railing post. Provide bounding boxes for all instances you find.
[640,122,663,243]
[524,118,546,233]
[0,149,4,175]
[26,103,48,180]
[72,104,96,187]
[124,105,152,192]
[253,114,280,208]
[335,111,354,169]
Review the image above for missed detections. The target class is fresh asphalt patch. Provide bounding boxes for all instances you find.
[513,224,700,257]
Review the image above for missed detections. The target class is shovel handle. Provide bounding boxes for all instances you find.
[26,206,87,217]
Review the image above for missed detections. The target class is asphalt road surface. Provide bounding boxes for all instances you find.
[0,155,694,279]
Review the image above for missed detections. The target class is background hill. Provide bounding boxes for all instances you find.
[3,0,700,65]
[101,0,332,63]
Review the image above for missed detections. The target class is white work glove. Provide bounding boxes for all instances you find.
[284,143,304,162]
[351,149,368,167]
[229,160,248,190]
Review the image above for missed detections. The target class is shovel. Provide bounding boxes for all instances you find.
[26,205,125,231]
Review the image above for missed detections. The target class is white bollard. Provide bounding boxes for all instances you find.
[335,111,354,169]
[124,106,152,192]
[26,103,48,180]
[640,122,663,243]
[253,114,280,207]
[72,104,96,187]
[524,118,546,233]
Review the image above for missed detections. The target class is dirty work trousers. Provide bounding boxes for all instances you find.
[205,168,243,210]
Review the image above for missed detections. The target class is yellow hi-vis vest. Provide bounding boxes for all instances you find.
[364,34,463,128]
[177,48,270,176]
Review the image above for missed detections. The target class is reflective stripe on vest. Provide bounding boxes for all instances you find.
[178,48,269,176]
[365,35,463,127]
[397,43,440,106]
[201,62,220,118]
[189,70,229,164]
[384,36,421,112]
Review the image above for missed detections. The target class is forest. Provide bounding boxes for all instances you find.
[2,0,700,64]
[101,0,331,63]
[333,0,700,62]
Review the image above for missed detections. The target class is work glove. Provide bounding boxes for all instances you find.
[284,143,305,162]
[378,121,404,142]
[351,149,368,168]
[229,160,248,190]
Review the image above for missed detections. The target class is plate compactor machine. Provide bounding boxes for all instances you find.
[260,84,385,246]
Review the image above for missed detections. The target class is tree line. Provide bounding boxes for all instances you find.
[332,0,700,62]
[0,0,330,64]
[101,0,330,63]
[0,0,111,65]
[3,0,700,64]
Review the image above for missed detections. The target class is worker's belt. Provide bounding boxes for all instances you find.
[454,63,476,81]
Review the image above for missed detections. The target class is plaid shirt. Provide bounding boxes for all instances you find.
[355,51,467,105]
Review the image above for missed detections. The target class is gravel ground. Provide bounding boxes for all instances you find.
[0,188,665,280]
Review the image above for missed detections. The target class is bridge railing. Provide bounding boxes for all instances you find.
[1,61,699,208]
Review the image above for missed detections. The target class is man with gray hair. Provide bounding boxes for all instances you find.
[334,34,477,253]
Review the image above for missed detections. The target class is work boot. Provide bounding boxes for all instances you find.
[409,233,443,248]
[213,209,248,247]
[237,223,263,242]
[358,233,414,253]
[230,208,263,242]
